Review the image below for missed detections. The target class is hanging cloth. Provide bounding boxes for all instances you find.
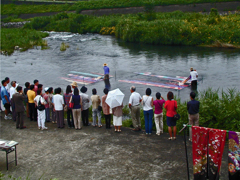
[228,131,240,180]
[208,129,226,180]
[192,126,209,180]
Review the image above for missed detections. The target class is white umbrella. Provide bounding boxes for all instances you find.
[106,88,125,109]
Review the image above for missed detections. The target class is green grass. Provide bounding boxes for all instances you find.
[1,0,238,15]
[0,28,49,55]
[122,88,240,133]
[24,10,240,46]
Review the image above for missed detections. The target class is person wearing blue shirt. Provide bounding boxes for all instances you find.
[1,80,11,120]
[103,63,111,90]
[187,92,200,141]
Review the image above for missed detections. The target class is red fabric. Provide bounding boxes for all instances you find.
[192,126,226,180]
[192,126,209,179]
[164,100,177,117]
[208,129,226,179]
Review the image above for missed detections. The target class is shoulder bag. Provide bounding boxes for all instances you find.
[37,97,45,111]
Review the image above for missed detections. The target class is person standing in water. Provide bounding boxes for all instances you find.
[185,67,198,90]
[103,63,111,90]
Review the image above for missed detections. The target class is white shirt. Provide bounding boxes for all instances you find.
[80,93,90,110]
[129,92,141,106]
[53,94,64,111]
[190,71,198,81]
[142,95,153,111]
[10,87,16,99]
[34,95,46,105]
[6,84,10,94]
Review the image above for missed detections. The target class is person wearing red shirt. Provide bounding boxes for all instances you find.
[164,91,177,140]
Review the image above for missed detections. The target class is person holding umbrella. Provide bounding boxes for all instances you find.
[105,88,125,132]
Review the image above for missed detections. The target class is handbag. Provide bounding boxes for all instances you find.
[98,105,102,111]
[69,95,74,109]
[37,97,45,111]
[173,112,180,121]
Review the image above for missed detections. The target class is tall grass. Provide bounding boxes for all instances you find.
[0,28,49,55]
[24,10,240,46]
[123,88,240,133]
[1,0,238,15]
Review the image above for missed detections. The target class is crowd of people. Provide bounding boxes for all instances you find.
[1,71,200,140]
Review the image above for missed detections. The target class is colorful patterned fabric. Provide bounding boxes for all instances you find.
[192,126,209,180]
[208,129,226,180]
[192,126,226,180]
[228,131,240,180]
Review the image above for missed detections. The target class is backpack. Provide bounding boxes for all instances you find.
[37,97,45,111]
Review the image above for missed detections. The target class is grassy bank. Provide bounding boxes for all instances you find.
[1,0,238,15]
[121,88,240,133]
[24,10,240,46]
[0,28,49,55]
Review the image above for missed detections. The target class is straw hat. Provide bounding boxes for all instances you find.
[103,63,108,66]
[71,81,78,87]
[190,67,193,71]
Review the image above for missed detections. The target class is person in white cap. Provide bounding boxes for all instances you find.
[43,87,51,122]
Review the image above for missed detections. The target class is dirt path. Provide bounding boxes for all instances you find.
[0,112,229,179]
[2,1,240,20]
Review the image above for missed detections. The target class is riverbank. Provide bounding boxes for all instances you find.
[0,110,229,179]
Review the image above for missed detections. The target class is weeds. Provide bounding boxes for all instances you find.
[60,42,70,51]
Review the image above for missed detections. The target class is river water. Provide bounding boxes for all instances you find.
[1,32,240,104]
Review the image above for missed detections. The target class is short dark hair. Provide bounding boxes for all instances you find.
[92,88,97,95]
[5,77,9,81]
[66,85,72,94]
[2,80,6,86]
[48,87,53,93]
[156,92,161,99]
[57,87,62,94]
[17,86,22,92]
[25,82,30,88]
[190,92,196,99]
[30,84,34,90]
[33,79,38,84]
[146,88,151,96]
[74,87,79,96]
[130,86,136,92]
[37,89,41,95]
[103,88,109,95]
[38,84,43,89]
[167,91,174,100]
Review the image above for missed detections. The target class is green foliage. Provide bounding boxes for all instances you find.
[0,28,49,55]
[1,0,238,15]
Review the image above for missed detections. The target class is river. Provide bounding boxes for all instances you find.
[1,32,240,104]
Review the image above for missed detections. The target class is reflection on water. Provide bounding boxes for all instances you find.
[1,32,240,104]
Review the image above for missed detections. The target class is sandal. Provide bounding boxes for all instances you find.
[115,129,117,132]
[99,125,102,128]
[168,137,172,140]
[173,137,176,140]
[118,129,121,132]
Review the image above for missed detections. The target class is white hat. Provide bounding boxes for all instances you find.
[44,87,49,92]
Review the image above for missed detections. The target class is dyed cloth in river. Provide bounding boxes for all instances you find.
[208,129,226,180]
[192,126,226,180]
[228,131,240,180]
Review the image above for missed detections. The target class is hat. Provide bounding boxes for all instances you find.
[103,63,108,66]
[80,86,87,93]
[190,67,193,71]
[71,81,78,87]
[44,87,49,92]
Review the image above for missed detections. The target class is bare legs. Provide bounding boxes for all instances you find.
[168,126,177,139]
[114,126,122,132]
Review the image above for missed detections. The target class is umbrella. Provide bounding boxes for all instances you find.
[106,88,125,109]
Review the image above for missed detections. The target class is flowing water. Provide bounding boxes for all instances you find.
[1,32,240,104]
